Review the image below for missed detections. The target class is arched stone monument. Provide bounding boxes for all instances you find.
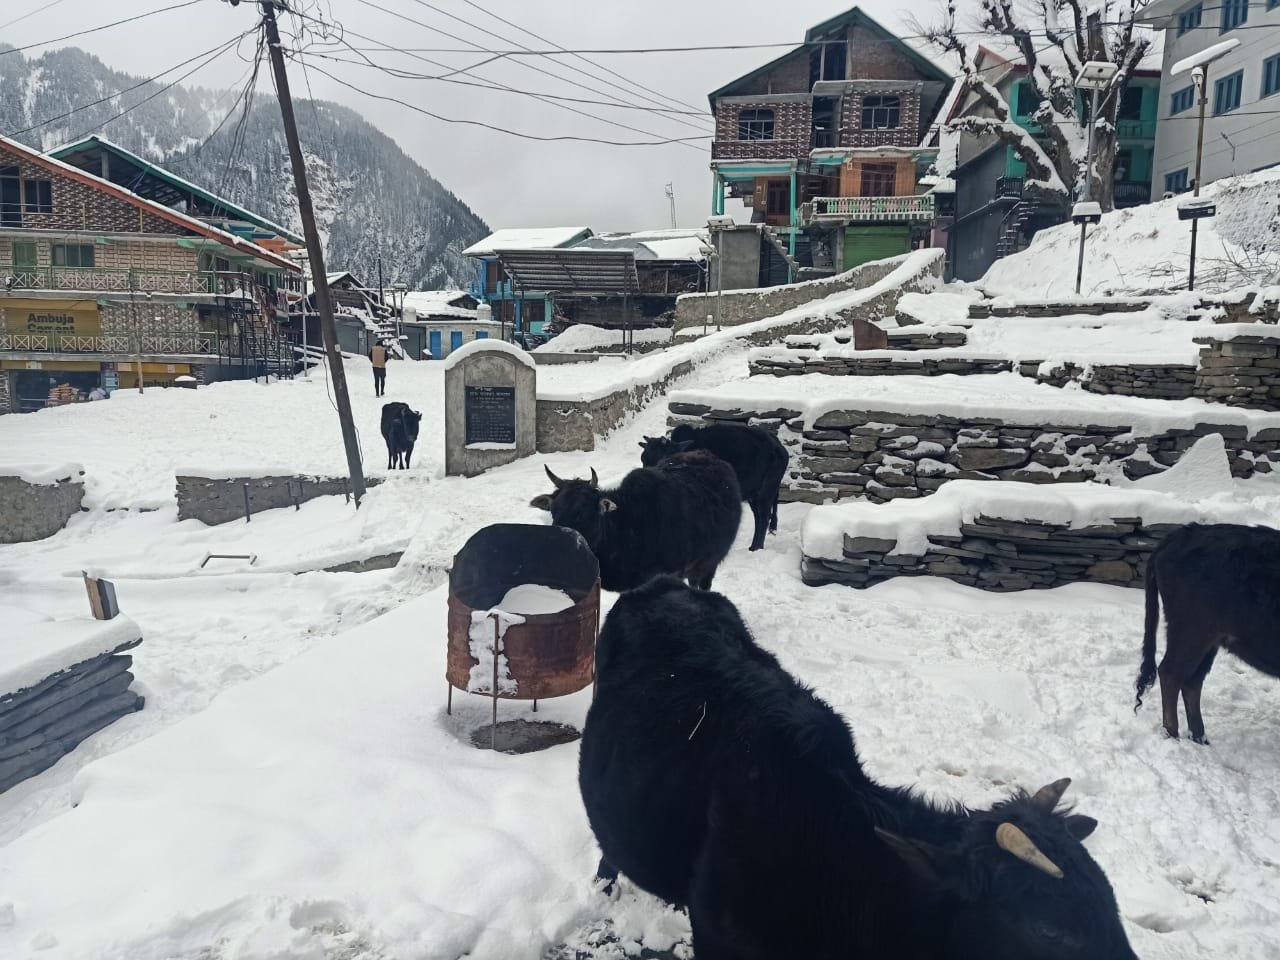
[444,340,537,477]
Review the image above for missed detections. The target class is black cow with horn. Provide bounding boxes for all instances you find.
[530,451,741,592]
[580,576,1139,960]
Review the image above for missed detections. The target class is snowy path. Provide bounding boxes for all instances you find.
[1,346,1280,958]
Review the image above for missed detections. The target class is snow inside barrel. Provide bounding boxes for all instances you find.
[446,523,600,715]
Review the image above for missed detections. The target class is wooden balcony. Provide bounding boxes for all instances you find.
[0,263,274,300]
[807,194,936,223]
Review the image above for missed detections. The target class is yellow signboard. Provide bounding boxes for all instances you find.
[0,298,102,338]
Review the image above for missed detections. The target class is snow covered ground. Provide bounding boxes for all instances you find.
[3,287,1280,958]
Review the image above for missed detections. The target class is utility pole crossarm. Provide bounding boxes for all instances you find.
[257,0,366,504]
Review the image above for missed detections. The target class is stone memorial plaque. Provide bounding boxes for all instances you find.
[465,386,516,445]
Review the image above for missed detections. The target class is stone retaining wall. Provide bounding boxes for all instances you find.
[1025,361,1197,399]
[176,474,383,525]
[750,355,1011,377]
[673,254,913,332]
[801,514,1180,591]
[1193,333,1280,411]
[1,643,144,793]
[667,403,1280,504]
[536,360,693,453]
[0,471,86,543]
[968,299,1153,319]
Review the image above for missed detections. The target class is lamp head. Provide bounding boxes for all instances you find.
[1191,66,1205,89]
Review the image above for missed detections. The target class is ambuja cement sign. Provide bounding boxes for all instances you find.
[0,299,102,338]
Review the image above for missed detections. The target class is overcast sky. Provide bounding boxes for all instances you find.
[6,0,951,232]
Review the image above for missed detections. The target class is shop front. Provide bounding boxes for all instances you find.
[2,359,105,411]
[114,361,192,390]
[0,298,102,351]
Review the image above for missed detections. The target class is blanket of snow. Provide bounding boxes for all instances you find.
[1196,323,1280,343]
[467,607,523,695]
[800,478,1261,560]
[1170,38,1240,77]
[0,612,141,698]
[0,462,84,485]
[463,226,592,257]
[669,370,1280,434]
[981,167,1280,298]
[537,324,673,354]
[895,287,983,326]
[4,260,1280,959]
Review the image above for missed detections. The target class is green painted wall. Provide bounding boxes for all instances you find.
[843,226,910,270]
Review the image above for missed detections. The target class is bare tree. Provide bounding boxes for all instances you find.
[912,0,1152,210]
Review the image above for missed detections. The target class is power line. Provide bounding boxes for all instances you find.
[0,0,205,57]
[6,32,252,140]
[451,0,706,116]
[299,57,708,147]
[349,0,712,135]
[0,0,72,32]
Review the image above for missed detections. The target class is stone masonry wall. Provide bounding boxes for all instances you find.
[801,514,1181,592]
[175,474,383,525]
[1193,334,1280,411]
[536,360,694,453]
[674,254,922,332]
[0,473,85,542]
[666,404,1280,504]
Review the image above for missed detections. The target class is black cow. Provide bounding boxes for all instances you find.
[380,401,421,469]
[639,422,788,551]
[529,451,741,592]
[581,576,1137,960]
[1136,522,1280,744]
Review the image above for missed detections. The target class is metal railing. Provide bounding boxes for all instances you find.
[1113,181,1152,207]
[995,176,1025,199]
[809,194,936,222]
[1116,118,1156,139]
[0,263,279,299]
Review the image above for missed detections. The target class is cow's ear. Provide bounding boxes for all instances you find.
[413,411,422,421]
[637,441,648,449]
[529,494,554,511]
[874,828,951,885]
[598,498,618,514]
[1065,815,1098,841]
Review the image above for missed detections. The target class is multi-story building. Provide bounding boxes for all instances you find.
[0,134,301,413]
[946,45,1162,281]
[1139,0,1280,194]
[707,5,954,283]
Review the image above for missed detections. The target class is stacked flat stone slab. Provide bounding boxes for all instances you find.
[750,354,1010,377]
[968,299,1154,319]
[666,403,1280,504]
[1024,361,1197,400]
[1193,331,1280,411]
[0,466,85,543]
[802,514,1182,591]
[0,623,143,794]
[175,474,382,525]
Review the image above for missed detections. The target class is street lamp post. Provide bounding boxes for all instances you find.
[392,281,408,357]
[1072,60,1118,295]
[1169,38,1239,291]
[707,215,734,332]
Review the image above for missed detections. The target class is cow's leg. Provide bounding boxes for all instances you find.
[1157,623,1204,740]
[387,446,394,470]
[1182,647,1218,746]
[748,497,768,551]
[405,442,413,469]
[769,493,779,534]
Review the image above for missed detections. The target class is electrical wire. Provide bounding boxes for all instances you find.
[0,0,72,32]
[0,0,205,57]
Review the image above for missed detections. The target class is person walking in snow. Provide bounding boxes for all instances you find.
[369,340,388,397]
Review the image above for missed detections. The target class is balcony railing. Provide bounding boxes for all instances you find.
[1116,118,1156,140]
[1113,181,1152,208]
[995,176,1025,199]
[0,333,219,355]
[0,264,276,299]
[809,194,936,222]
[711,138,805,161]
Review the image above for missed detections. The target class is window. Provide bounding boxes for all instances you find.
[0,166,19,227]
[51,244,95,268]
[737,108,774,141]
[1170,85,1196,114]
[1214,70,1244,115]
[1015,82,1041,118]
[1264,53,1280,98]
[13,241,37,270]
[22,178,51,214]
[1221,0,1248,32]
[1165,168,1190,193]
[1118,86,1144,120]
[1177,3,1203,33]
[859,162,898,197]
[861,95,901,129]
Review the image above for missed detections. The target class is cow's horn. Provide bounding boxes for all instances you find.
[1031,778,1071,811]
[995,823,1063,879]
[589,467,599,488]
[544,465,566,489]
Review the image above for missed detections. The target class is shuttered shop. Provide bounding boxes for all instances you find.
[843,226,910,270]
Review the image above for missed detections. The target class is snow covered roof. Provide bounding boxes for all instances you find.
[463,227,593,258]
[402,290,477,320]
[571,228,710,262]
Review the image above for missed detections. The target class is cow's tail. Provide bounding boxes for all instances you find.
[1134,560,1161,713]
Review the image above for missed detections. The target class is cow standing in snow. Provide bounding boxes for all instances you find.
[1136,522,1280,743]
[380,402,421,469]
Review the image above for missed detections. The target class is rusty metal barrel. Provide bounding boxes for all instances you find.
[446,523,600,701]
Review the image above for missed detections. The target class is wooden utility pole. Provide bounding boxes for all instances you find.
[256,0,366,503]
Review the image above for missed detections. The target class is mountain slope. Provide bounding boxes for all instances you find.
[0,46,488,289]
